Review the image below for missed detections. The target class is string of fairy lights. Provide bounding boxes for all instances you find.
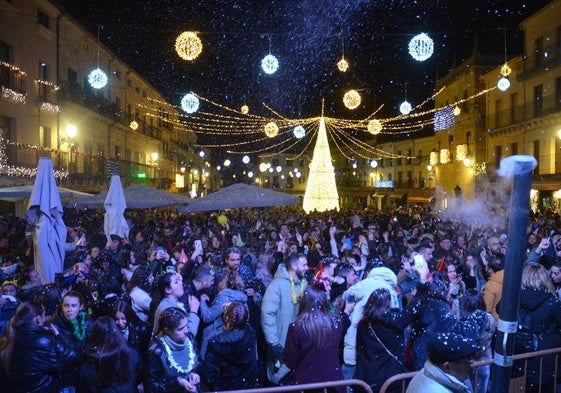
[1,20,506,179]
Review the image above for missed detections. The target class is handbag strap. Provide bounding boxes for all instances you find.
[368,322,406,370]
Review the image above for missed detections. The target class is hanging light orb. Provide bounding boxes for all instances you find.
[264,121,279,137]
[129,120,139,130]
[259,163,268,172]
[337,57,349,72]
[367,119,383,135]
[248,171,254,178]
[175,31,203,61]
[261,54,279,74]
[241,105,249,114]
[497,76,511,91]
[223,159,231,167]
[370,160,378,168]
[293,125,306,139]
[276,166,282,173]
[242,155,250,164]
[399,100,412,115]
[88,68,108,89]
[408,33,434,62]
[343,89,361,110]
[453,105,461,116]
[181,93,199,113]
[500,63,512,77]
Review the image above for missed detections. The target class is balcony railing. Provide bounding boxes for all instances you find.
[488,94,561,130]
[518,41,561,80]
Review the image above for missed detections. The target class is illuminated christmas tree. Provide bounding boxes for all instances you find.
[303,116,340,213]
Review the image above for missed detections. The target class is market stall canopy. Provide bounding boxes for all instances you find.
[179,183,301,212]
[67,184,192,209]
[0,185,92,202]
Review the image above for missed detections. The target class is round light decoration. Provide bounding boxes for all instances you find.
[337,57,349,72]
[264,121,279,137]
[497,77,510,92]
[181,93,199,113]
[261,54,279,74]
[408,33,434,62]
[453,105,461,116]
[242,155,250,164]
[276,166,282,173]
[175,31,203,61]
[399,101,412,115]
[129,120,138,130]
[248,171,254,178]
[259,163,268,172]
[223,159,231,167]
[241,105,249,114]
[88,68,108,89]
[343,89,361,110]
[293,125,306,139]
[367,119,383,135]
[370,160,378,168]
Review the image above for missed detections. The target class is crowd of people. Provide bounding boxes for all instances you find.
[0,203,560,392]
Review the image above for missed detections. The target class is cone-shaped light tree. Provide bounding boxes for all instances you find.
[303,116,340,213]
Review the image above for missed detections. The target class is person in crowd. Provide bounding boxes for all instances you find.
[354,288,408,393]
[0,300,79,393]
[330,262,359,308]
[127,265,154,325]
[77,316,143,393]
[406,332,479,393]
[284,283,345,392]
[481,244,505,324]
[145,307,200,393]
[121,248,148,284]
[438,261,466,318]
[152,272,200,337]
[199,270,248,359]
[261,253,308,385]
[50,291,93,390]
[517,263,561,393]
[213,247,256,298]
[462,251,486,291]
[458,289,495,393]
[342,265,399,379]
[202,302,258,390]
[179,265,215,303]
[112,300,150,356]
[0,280,20,331]
[404,281,457,371]
[550,261,561,298]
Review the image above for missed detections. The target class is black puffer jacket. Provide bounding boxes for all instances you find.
[0,324,79,393]
[517,287,561,393]
[202,325,258,391]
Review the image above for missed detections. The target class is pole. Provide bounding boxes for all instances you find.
[491,155,537,393]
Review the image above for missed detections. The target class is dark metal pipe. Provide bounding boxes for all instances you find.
[491,155,537,393]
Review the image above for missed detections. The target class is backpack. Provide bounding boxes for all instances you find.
[514,306,542,354]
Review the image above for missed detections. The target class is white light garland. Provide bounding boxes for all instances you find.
[88,68,108,89]
[159,336,196,375]
[181,93,200,114]
[261,54,279,74]
[408,33,434,62]
[1,87,26,105]
[40,102,60,115]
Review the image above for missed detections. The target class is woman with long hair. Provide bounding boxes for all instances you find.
[199,270,247,359]
[50,291,93,391]
[354,288,408,393]
[202,302,258,390]
[127,264,154,325]
[145,307,200,393]
[151,272,199,337]
[0,300,79,393]
[517,263,561,393]
[77,316,143,393]
[284,284,344,392]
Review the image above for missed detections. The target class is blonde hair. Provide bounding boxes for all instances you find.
[521,263,556,295]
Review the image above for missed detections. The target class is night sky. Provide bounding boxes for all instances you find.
[56,0,551,164]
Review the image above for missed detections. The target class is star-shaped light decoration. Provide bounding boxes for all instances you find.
[337,57,349,72]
